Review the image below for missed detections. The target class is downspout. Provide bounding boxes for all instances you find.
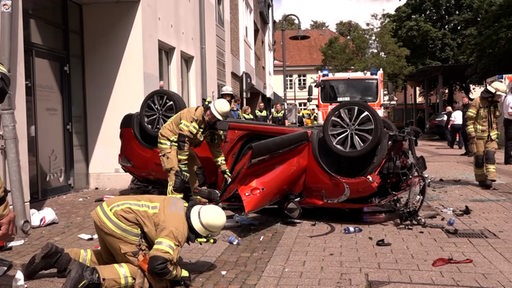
[0,0,31,234]
[199,0,207,101]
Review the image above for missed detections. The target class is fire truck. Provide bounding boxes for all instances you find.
[308,68,385,123]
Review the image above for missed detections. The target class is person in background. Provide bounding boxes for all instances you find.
[240,106,254,120]
[448,106,464,149]
[0,63,16,242]
[460,96,473,156]
[270,103,286,125]
[502,82,512,165]
[254,102,268,122]
[23,195,226,288]
[298,108,312,126]
[219,86,234,104]
[158,99,232,202]
[466,81,507,189]
[229,98,241,119]
[309,105,318,125]
[443,106,453,146]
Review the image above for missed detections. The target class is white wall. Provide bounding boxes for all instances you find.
[82,2,144,188]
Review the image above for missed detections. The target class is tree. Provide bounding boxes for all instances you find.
[465,0,512,80]
[309,20,329,30]
[276,15,298,30]
[388,0,509,82]
[364,14,412,88]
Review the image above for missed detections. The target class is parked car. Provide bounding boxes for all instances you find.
[119,89,428,221]
[426,112,447,139]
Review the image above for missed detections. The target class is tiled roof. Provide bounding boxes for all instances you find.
[274,29,342,67]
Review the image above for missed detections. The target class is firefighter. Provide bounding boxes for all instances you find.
[298,108,312,126]
[309,105,318,125]
[270,103,286,125]
[466,81,507,189]
[219,86,234,104]
[22,195,227,288]
[254,102,269,122]
[157,98,232,202]
[0,63,16,242]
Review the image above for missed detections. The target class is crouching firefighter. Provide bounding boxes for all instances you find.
[157,98,232,203]
[22,195,227,288]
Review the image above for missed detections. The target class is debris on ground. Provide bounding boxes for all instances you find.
[30,207,59,228]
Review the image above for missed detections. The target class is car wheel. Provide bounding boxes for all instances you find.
[322,102,383,157]
[139,89,187,137]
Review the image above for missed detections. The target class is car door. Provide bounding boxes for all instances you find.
[222,130,310,213]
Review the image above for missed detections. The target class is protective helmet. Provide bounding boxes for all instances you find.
[488,81,507,97]
[189,204,226,237]
[210,98,231,120]
[308,105,316,110]
[220,86,234,96]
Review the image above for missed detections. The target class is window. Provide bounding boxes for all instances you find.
[181,54,193,105]
[216,0,224,28]
[159,45,175,89]
[297,74,307,90]
[285,74,293,90]
[244,1,254,42]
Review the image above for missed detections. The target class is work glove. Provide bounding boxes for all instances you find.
[221,169,231,185]
[180,269,191,287]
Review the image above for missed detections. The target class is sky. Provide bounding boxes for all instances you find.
[273,0,403,29]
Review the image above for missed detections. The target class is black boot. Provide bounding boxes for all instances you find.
[478,180,493,189]
[22,242,72,280]
[62,260,101,288]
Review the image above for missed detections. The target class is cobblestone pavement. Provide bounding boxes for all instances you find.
[1,138,512,287]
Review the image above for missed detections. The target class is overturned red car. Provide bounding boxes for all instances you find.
[119,89,427,220]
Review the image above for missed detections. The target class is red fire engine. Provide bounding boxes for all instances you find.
[308,68,385,123]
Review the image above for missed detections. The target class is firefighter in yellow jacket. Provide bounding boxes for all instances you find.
[0,63,16,242]
[157,98,232,201]
[466,81,507,189]
[23,195,227,288]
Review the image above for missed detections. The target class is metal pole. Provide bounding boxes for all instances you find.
[281,25,287,104]
[0,0,31,234]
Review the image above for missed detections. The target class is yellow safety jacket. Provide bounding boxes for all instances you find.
[91,195,189,280]
[157,106,227,171]
[466,96,500,140]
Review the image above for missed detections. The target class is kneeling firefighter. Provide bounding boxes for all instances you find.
[22,195,227,287]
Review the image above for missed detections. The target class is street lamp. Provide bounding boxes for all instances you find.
[281,14,310,105]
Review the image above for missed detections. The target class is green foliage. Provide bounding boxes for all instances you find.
[388,0,511,82]
[309,20,329,30]
[276,15,298,30]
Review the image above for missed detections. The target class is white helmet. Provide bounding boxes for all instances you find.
[488,81,507,97]
[189,204,226,237]
[221,86,234,96]
[210,98,231,120]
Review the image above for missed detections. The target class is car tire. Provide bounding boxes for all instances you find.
[323,102,383,157]
[139,89,187,137]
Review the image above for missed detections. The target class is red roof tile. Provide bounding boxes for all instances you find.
[274,29,342,67]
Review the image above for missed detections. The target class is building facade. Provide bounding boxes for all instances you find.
[0,0,274,210]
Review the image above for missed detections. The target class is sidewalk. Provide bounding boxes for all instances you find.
[1,138,512,287]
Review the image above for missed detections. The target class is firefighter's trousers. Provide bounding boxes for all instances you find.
[66,222,170,288]
[470,138,498,182]
[159,147,201,197]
